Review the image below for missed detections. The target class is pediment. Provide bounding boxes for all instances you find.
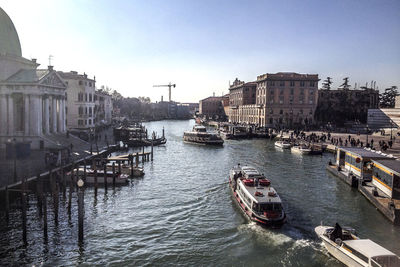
[40,72,66,88]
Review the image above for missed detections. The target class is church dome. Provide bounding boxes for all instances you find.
[0,7,22,57]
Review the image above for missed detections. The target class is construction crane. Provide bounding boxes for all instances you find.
[153,82,176,102]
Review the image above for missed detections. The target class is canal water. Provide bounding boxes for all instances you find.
[1,120,399,266]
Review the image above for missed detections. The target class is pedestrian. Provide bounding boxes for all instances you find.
[389,140,393,148]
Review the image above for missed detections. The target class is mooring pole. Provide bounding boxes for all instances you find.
[43,184,48,242]
[77,179,84,244]
[118,160,121,174]
[142,146,145,163]
[94,162,98,196]
[5,185,9,222]
[151,140,154,161]
[104,162,108,192]
[136,152,139,167]
[68,165,74,219]
[62,168,66,199]
[21,176,27,245]
[130,158,134,177]
[36,174,43,217]
[112,162,116,187]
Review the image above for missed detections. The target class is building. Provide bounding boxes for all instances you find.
[58,71,96,130]
[95,89,113,126]
[255,72,319,127]
[199,96,228,120]
[228,78,257,124]
[0,7,67,149]
[316,86,379,126]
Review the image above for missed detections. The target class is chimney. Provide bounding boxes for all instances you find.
[48,65,53,71]
[32,58,37,63]
[213,92,215,97]
[161,95,163,102]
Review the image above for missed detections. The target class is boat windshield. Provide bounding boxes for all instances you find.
[371,256,400,267]
[254,203,282,212]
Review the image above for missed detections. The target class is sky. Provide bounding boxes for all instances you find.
[1,0,399,102]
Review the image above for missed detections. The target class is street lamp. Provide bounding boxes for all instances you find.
[366,124,369,147]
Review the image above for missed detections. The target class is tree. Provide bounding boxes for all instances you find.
[380,86,399,108]
[111,90,123,101]
[321,77,332,90]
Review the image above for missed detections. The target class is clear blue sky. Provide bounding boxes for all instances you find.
[1,0,399,102]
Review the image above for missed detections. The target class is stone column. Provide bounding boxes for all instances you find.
[7,95,14,135]
[37,95,43,136]
[44,96,50,135]
[24,95,30,136]
[57,98,63,132]
[61,98,66,132]
[29,95,38,135]
[52,96,57,133]
[0,95,7,135]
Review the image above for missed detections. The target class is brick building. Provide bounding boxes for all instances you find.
[199,96,228,120]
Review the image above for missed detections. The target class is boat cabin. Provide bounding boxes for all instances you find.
[371,159,400,199]
[335,147,396,181]
[341,239,400,267]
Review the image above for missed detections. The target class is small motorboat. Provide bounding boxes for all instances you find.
[315,223,400,267]
[291,145,311,155]
[275,140,291,149]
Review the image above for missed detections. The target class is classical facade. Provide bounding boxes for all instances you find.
[0,8,67,149]
[228,78,257,123]
[58,71,96,130]
[95,89,113,125]
[228,72,319,127]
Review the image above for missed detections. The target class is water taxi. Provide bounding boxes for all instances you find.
[183,125,224,146]
[275,140,291,149]
[229,165,286,227]
[291,145,311,155]
[315,223,400,267]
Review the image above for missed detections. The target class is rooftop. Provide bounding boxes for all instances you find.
[339,147,396,159]
[257,72,319,81]
[5,69,50,83]
[372,159,400,174]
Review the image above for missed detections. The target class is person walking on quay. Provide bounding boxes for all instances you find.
[371,139,374,147]
[388,140,393,149]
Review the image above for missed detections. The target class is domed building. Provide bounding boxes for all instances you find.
[0,7,67,149]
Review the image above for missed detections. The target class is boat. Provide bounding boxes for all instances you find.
[291,144,311,155]
[315,223,400,267]
[146,136,167,146]
[106,162,145,177]
[231,126,249,139]
[275,140,291,149]
[229,164,286,227]
[183,125,224,146]
[71,167,130,185]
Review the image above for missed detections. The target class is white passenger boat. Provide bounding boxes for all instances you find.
[315,223,400,267]
[183,125,224,146]
[71,167,130,185]
[229,164,286,227]
[291,145,311,155]
[275,140,291,149]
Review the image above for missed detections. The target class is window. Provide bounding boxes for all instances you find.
[270,81,275,86]
[270,109,273,114]
[290,81,295,87]
[79,81,83,85]
[310,89,314,95]
[78,107,83,115]
[78,120,83,126]
[89,119,92,125]
[89,82,92,87]
[280,89,284,95]
[300,81,305,87]
[279,95,284,104]
[290,88,294,95]
[299,109,303,114]
[85,93,87,102]
[310,81,315,87]
[89,107,92,115]
[279,109,283,114]
[279,81,285,86]
[89,94,92,102]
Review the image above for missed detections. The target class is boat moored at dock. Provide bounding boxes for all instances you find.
[315,223,400,267]
[183,125,224,146]
[275,140,291,149]
[291,144,311,155]
[229,164,286,227]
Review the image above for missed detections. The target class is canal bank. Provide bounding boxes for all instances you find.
[0,120,399,266]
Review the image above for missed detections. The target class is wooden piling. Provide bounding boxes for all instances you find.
[112,162,116,187]
[43,192,48,242]
[136,152,139,167]
[78,185,84,244]
[36,174,43,217]
[151,141,154,161]
[62,168,66,199]
[83,161,87,182]
[118,161,121,174]
[49,170,59,226]
[94,162,98,196]
[130,159,134,177]
[142,146,145,163]
[5,186,9,222]
[21,190,27,245]
[103,163,108,191]
[68,166,74,219]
